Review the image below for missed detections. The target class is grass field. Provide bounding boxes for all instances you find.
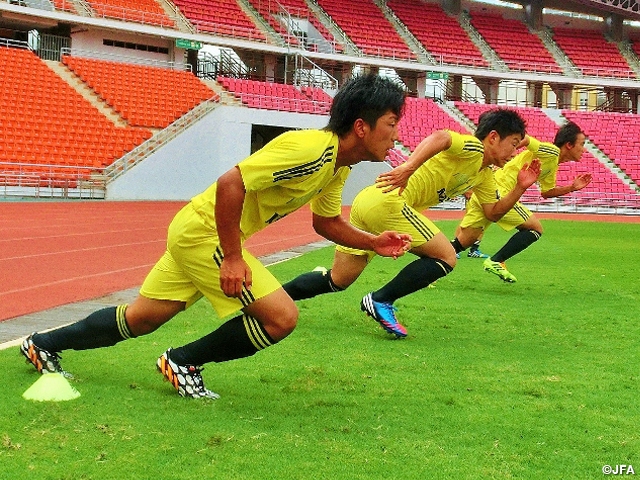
[2,219,639,479]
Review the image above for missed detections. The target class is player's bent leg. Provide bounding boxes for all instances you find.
[161,289,297,398]
[489,219,542,264]
[125,295,186,336]
[451,226,483,255]
[282,251,366,301]
[362,233,456,338]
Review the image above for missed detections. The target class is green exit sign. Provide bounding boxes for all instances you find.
[176,39,202,50]
[427,71,449,80]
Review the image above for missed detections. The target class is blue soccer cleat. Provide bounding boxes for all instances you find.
[360,293,407,338]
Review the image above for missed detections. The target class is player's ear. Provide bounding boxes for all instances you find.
[352,118,367,138]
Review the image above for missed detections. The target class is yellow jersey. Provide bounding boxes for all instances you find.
[401,131,498,210]
[190,129,351,239]
[495,136,560,194]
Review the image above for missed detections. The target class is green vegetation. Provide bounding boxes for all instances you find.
[2,219,639,479]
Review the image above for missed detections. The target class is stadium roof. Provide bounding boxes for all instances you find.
[526,0,640,21]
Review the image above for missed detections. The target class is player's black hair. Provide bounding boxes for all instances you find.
[325,73,405,136]
[553,121,583,147]
[474,108,526,141]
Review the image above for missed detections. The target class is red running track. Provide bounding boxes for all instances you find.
[0,201,329,322]
[1,201,637,322]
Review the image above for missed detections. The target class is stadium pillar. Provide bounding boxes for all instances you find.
[524,0,543,30]
[606,14,624,42]
[187,49,198,75]
[605,87,631,112]
[473,77,499,104]
[446,74,463,101]
[399,71,425,98]
[264,54,277,82]
[442,0,461,15]
[527,81,544,108]
[550,83,573,109]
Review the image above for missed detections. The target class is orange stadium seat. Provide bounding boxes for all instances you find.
[84,0,175,27]
[63,55,218,129]
[0,46,153,185]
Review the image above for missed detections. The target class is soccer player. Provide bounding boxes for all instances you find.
[20,74,412,399]
[283,109,541,337]
[451,121,591,283]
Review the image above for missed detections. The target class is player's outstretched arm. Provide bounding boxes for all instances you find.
[541,173,593,198]
[313,214,411,258]
[482,159,541,222]
[215,166,253,298]
[375,130,452,195]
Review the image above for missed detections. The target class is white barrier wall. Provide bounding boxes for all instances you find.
[106,105,391,203]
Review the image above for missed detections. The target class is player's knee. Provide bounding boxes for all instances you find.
[443,250,458,268]
[270,305,299,341]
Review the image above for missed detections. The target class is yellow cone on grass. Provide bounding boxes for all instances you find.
[23,372,81,402]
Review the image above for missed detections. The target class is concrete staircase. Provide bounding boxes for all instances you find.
[536,27,581,77]
[305,0,360,56]
[616,39,640,78]
[44,60,129,128]
[372,0,435,64]
[458,11,508,72]
[236,0,287,46]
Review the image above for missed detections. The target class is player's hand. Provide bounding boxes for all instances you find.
[516,158,541,189]
[372,231,412,259]
[219,256,252,298]
[572,173,592,191]
[376,163,414,194]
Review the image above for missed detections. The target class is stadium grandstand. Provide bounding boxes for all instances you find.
[0,0,639,213]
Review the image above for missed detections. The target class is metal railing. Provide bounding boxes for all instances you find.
[0,163,106,199]
[60,47,189,71]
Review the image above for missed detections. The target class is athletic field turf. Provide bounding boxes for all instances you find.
[2,219,638,479]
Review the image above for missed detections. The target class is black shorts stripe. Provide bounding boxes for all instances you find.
[401,204,436,241]
[212,246,255,307]
[513,203,530,220]
[212,246,223,267]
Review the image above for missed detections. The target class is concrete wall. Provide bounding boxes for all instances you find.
[106,105,390,204]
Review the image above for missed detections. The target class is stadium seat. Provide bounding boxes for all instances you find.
[552,27,635,79]
[387,0,488,67]
[0,46,154,186]
[469,12,562,74]
[217,76,331,114]
[316,0,416,60]
[63,55,218,129]
[171,0,266,41]
[84,0,175,27]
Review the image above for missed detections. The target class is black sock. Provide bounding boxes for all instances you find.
[170,314,276,365]
[282,269,344,301]
[469,240,482,253]
[491,230,542,263]
[33,305,133,352]
[372,257,454,304]
[451,237,466,254]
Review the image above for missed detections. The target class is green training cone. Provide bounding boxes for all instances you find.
[22,373,81,402]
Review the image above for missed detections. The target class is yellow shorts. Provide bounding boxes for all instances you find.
[336,185,440,260]
[459,193,532,232]
[140,203,281,319]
